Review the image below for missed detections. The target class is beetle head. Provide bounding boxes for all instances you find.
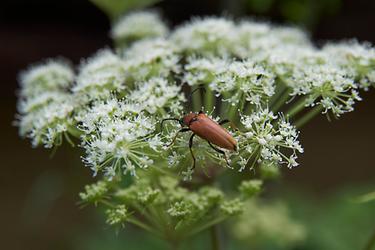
[182,112,197,126]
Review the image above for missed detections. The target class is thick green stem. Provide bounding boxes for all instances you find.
[227,91,243,121]
[192,88,202,112]
[205,87,215,112]
[271,88,291,113]
[210,225,221,250]
[295,105,324,128]
[364,226,375,250]
[286,97,308,119]
[269,81,287,106]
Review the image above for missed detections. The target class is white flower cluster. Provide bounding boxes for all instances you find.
[17,11,375,178]
[111,11,168,45]
[17,46,182,177]
[17,60,76,148]
[323,41,375,91]
[171,17,236,56]
[233,21,310,58]
[18,59,74,97]
[128,77,184,114]
[183,56,226,86]
[289,62,361,116]
[78,97,161,179]
[237,108,303,170]
[82,115,156,179]
[73,49,126,101]
[123,38,180,81]
[211,60,275,106]
[173,16,374,117]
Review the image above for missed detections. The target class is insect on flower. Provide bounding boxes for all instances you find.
[161,88,237,169]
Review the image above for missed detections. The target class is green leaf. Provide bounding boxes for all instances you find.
[89,0,161,20]
[355,191,375,203]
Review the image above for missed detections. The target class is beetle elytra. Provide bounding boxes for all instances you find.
[161,110,237,170]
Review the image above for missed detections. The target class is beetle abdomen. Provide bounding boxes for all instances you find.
[189,115,237,151]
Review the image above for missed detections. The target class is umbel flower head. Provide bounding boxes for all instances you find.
[73,49,126,101]
[15,10,375,244]
[16,60,76,148]
[77,97,162,179]
[16,11,375,180]
[237,108,303,171]
[123,38,180,81]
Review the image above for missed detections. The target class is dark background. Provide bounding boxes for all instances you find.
[1,0,374,249]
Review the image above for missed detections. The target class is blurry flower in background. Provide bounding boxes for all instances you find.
[111,11,168,46]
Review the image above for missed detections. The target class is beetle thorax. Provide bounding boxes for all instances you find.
[182,113,197,126]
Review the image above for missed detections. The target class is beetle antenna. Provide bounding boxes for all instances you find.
[160,118,182,132]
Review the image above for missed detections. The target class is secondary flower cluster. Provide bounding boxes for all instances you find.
[16,11,374,179]
[79,173,263,235]
[237,108,303,171]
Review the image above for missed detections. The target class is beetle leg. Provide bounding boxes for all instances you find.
[166,128,190,147]
[160,118,183,132]
[218,119,229,125]
[207,141,231,167]
[219,119,238,131]
[189,133,196,169]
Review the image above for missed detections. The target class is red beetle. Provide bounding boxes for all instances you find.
[161,110,237,169]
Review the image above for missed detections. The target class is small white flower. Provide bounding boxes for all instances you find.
[168,151,182,167]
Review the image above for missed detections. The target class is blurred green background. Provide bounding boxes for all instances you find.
[1,0,375,249]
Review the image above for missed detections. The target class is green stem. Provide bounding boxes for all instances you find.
[295,105,323,128]
[127,217,162,237]
[271,88,291,113]
[188,215,227,237]
[100,199,116,208]
[286,97,308,119]
[67,125,82,138]
[63,132,75,147]
[192,88,202,112]
[129,202,164,232]
[364,226,375,250]
[151,165,176,177]
[269,81,287,106]
[227,91,243,121]
[210,225,221,250]
[205,87,215,112]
